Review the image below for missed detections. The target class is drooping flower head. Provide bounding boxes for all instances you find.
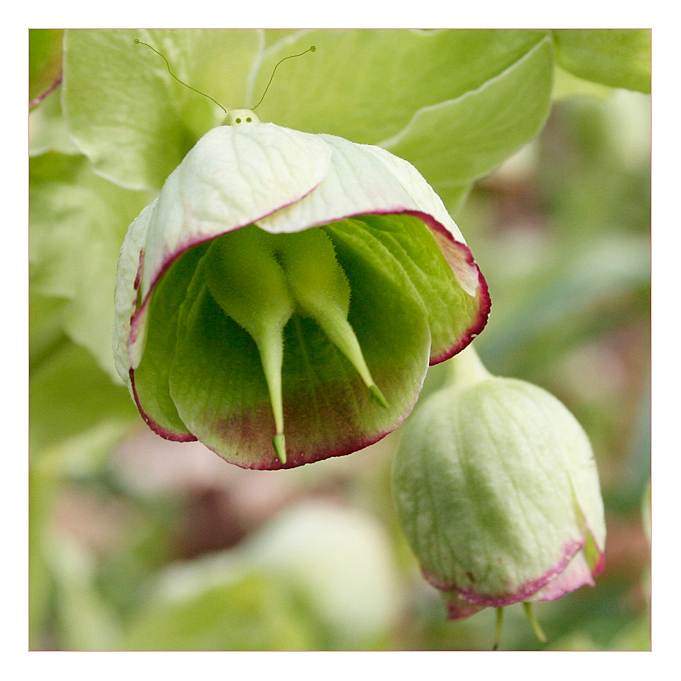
[113,113,489,469]
[392,347,606,622]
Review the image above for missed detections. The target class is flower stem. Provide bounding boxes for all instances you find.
[523,602,547,644]
[445,343,492,390]
[493,607,504,650]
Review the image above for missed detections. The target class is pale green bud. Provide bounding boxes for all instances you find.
[393,348,606,621]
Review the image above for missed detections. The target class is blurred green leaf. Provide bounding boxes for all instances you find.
[29,86,80,156]
[47,535,123,650]
[384,35,554,190]
[29,338,137,458]
[29,29,63,107]
[256,29,549,143]
[477,233,650,367]
[30,152,152,377]
[611,613,650,651]
[641,480,651,546]
[29,289,68,375]
[62,29,556,194]
[63,29,261,190]
[245,501,402,648]
[125,571,316,650]
[553,29,651,94]
[552,65,614,101]
[29,466,57,649]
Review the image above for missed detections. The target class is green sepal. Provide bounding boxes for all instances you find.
[132,242,211,436]
[149,224,432,469]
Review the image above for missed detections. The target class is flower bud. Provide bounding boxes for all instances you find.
[392,348,606,621]
[113,120,490,469]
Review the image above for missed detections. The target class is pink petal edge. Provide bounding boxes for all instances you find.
[425,537,588,613]
[127,209,489,461]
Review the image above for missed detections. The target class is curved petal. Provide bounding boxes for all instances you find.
[256,134,420,233]
[324,216,487,366]
[138,123,332,301]
[113,199,155,384]
[258,134,483,297]
[529,551,594,602]
[258,135,489,363]
[156,233,431,468]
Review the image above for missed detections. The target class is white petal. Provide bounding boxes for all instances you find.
[113,200,155,384]
[139,123,331,299]
[362,142,467,244]
[257,133,419,233]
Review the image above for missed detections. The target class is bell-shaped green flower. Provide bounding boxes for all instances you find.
[113,118,490,469]
[393,347,606,621]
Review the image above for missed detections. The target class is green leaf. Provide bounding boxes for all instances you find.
[553,29,651,94]
[29,335,137,458]
[62,29,557,194]
[29,466,57,649]
[125,572,315,651]
[47,535,123,651]
[30,152,153,378]
[383,35,554,188]
[552,65,614,101]
[63,29,262,190]
[29,86,80,156]
[255,29,550,145]
[29,29,63,107]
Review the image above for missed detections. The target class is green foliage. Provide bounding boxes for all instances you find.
[554,29,651,94]
[30,152,153,378]
[29,29,63,106]
[124,572,316,651]
[29,29,650,651]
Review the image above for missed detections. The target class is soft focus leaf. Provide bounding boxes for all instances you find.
[245,501,402,647]
[125,571,316,650]
[29,29,63,107]
[553,29,651,94]
[29,87,80,156]
[29,338,137,458]
[552,66,614,101]
[477,233,651,365]
[63,29,261,190]
[255,29,549,144]
[62,29,555,194]
[30,152,152,377]
[384,35,554,189]
[29,466,57,649]
[47,535,123,650]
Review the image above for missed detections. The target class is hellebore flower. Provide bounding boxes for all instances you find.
[113,115,490,469]
[392,347,606,622]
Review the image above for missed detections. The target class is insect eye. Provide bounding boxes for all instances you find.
[235,117,242,124]
[247,117,252,122]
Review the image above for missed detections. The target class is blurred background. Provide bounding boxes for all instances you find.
[29,87,651,651]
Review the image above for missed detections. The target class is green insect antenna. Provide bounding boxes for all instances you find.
[134,38,227,114]
[252,45,316,111]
